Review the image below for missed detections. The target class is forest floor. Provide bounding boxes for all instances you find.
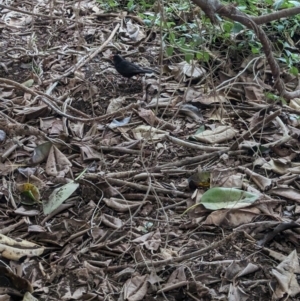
[1,1,300,301]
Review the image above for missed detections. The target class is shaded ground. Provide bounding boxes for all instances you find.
[1,1,300,301]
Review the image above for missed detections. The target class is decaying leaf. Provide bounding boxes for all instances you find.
[0,234,44,260]
[132,125,168,141]
[45,145,72,177]
[29,141,52,165]
[193,126,237,144]
[271,250,300,298]
[103,198,147,212]
[123,274,149,301]
[132,230,161,250]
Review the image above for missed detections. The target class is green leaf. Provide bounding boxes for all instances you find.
[194,125,206,135]
[185,53,194,63]
[200,187,259,210]
[288,1,300,7]
[144,19,152,26]
[290,66,299,76]
[196,51,209,62]
[223,21,233,33]
[22,79,34,87]
[169,32,175,43]
[166,46,174,57]
[274,0,285,9]
[43,182,79,214]
[251,46,260,54]
[19,183,41,205]
[30,142,52,165]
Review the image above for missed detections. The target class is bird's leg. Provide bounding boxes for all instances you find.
[126,77,132,85]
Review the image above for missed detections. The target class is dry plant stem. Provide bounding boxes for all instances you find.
[62,98,70,137]
[0,219,26,234]
[93,103,139,122]
[43,23,120,86]
[1,144,18,160]
[84,171,139,181]
[155,0,166,118]
[45,82,58,95]
[230,109,282,151]
[90,235,127,250]
[103,170,139,179]
[153,150,227,170]
[157,199,187,211]
[64,229,90,245]
[216,56,262,92]
[105,178,190,197]
[132,217,181,223]
[86,169,190,182]
[123,194,182,203]
[106,232,236,272]
[242,280,270,289]
[262,134,292,148]
[157,281,188,293]
[223,104,266,111]
[139,139,171,249]
[85,180,104,232]
[133,173,163,180]
[195,260,240,266]
[165,134,229,151]
[7,180,17,210]
[98,146,152,155]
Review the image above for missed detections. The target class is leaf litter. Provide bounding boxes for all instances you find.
[1,1,300,300]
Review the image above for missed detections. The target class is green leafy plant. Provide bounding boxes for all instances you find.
[96,0,119,10]
[97,0,300,68]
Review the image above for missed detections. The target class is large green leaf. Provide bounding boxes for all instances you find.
[200,187,259,210]
[43,182,79,214]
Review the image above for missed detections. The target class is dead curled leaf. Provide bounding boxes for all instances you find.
[170,61,206,82]
[271,250,300,298]
[0,233,44,260]
[45,145,72,177]
[123,274,149,301]
[101,213,123,229]
[103,198,147,212]
[132,125,168,141]
[132,230,161,251]
[193,126,237,144]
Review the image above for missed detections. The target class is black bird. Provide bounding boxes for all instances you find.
[111,54,156,78]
